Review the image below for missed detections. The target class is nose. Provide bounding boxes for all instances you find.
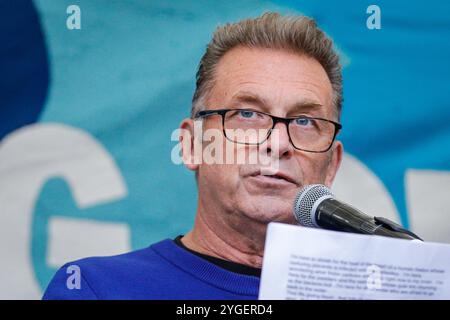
[261,122,294,159]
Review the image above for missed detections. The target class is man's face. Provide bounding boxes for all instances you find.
[184,46,342,226]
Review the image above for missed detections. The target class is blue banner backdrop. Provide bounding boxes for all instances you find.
[0,0,449,299]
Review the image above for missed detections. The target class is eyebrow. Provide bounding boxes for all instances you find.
[229,91,324,116]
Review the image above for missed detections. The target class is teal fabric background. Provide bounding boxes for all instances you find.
[0,0,449,298]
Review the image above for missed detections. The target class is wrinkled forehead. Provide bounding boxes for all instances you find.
[209,47,335,120]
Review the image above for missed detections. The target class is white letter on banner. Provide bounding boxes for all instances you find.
[0,123,129,299]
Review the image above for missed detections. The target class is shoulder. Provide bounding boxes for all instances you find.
[42,239,179,300]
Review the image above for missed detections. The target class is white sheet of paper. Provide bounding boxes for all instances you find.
[259,222,450,300]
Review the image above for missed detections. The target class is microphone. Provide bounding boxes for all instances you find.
[293,184,422,241]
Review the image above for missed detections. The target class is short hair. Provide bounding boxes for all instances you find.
[191,12,343,120]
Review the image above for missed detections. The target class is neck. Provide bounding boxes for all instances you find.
[182,201,267,268]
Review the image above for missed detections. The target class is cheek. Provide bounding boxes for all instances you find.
[199,132,246,191]
[200,163,239,190]
[295,152,331,184]
[200,148,244,195]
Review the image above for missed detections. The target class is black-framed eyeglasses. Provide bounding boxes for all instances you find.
[194,108,342,153]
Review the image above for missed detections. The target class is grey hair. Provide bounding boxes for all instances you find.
[191,12,343,120]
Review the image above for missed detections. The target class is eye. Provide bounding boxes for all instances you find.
[238,110,256,118]
[294,117,312,126]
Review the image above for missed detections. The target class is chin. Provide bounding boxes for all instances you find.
[240,196,295,224]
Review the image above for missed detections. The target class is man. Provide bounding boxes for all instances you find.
[43,12,343,300]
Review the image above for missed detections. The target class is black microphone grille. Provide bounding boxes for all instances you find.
[293,184,334,227]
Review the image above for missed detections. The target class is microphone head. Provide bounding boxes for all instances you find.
[293,184,334,228]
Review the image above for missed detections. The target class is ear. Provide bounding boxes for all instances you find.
[179,118,200,172]
[324,140,343,187]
